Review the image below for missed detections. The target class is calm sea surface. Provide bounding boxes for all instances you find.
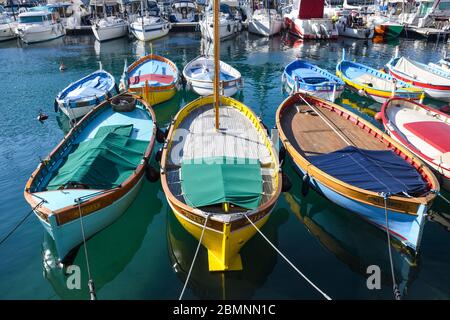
[0,32,449,300]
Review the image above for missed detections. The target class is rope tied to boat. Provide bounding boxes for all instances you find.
[242,213,332,300]
[179,213,210,300]
[76,199,96,300]
[438,192,450,205]
[381,192,401,300]
[0,199,45,247]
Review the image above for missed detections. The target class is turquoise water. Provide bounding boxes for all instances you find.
[0,32,449,300]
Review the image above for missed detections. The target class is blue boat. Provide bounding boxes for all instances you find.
[25,94,158,262]
[55,67,117,122]
[282,59,344,102]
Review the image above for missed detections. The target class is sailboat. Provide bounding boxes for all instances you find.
[160,0,282,272]
[248,6,283,37]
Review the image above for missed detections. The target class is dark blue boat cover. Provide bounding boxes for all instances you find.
[309,146,428,195]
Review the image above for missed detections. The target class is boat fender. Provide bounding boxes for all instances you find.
[279,145,286,164]
[146,165,160,182]
[114,83,120,94]
[374,112,382,122]
[227,24,231,32]
[54,100,59,113]
[155,147,163,162]
[233,24,237,33]
[358,88,366,97]
[156,127,166,144]
[281,171,292,193]
[301,174,310,196]
[69,118,77,128]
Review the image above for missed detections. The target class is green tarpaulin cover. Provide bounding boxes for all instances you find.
[181,157,262,210]
[47,125,148,190]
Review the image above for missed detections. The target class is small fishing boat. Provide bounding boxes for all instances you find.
[55,66,117,121]
[183,55,242,96]
[24,93,158,262]
[381,98,450,191]
[336,52,424,103]
[276,93,438,253]
[92,16,128,42]
[199,3,242,41]
[386,53,450,102]
[372,20,403,38]
[335,11,374,39]
[282,59,344,102]
[15,10,65,44]
[248,9,283,37]
[0,8,17,42]
[169,0,198,23]
[161,0,281,272]
[121,53,180,106]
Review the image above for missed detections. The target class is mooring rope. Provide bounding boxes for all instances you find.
[438,192,450,205]
[179,213,210,300]
[76,200,96,300]
[243,214,332,300]
[0,200,45,247]
[381,193,401,300]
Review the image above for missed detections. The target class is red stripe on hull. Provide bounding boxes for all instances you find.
[389,69,450,91]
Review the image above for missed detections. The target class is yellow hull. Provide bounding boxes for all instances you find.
[140,86,177,106]
[171,203,272,271]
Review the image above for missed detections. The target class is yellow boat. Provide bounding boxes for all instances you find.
[160,0,281,272]
[121,54,180,106]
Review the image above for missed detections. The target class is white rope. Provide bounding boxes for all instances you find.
[76,200,96,300]
[438,192,450,205]
[179,214,210,300]
[297,94,352,146]
[243,214,332,300]
[382,194,401,300]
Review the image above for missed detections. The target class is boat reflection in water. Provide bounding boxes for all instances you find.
[167,206,289,299]
[94,36,129,58]
[42,181,162,299]
[284,183,418,298]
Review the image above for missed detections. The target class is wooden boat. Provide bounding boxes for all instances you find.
[161,0,281,272]
[337,51,424,103]
[381,98,450,191]
[282,59,344,102]
[24,93,157,262]
[386,54,450,102]
[276,93,438,254]
[183,55,242,97]
[55,67,117,121]
[121,53,180,106]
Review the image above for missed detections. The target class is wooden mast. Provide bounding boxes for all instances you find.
[213,0,220,130]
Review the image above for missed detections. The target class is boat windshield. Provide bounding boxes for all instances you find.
[19,15,47,24]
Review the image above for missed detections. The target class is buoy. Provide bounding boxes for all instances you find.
[59,61,66,71]
[156,127,166,144]
[37,110,48,122]
[281,172,292,193]
[301,174,310,196]
[440,105,450,113]
[279,145,286,164]
[146,165,160,182]
[374,112,383,122]
[155,148,163,163]
[358,88,366,97]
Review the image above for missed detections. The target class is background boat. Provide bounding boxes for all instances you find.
[248,9,283,37]
[15,10,65,44]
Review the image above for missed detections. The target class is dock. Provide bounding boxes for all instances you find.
[404,26,450,41]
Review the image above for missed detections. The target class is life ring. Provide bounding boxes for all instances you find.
[111,95,136,112]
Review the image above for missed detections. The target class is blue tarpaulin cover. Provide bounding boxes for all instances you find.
[309,146,428,195]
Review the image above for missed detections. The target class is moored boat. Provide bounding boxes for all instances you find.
[24,93,158,262]
[335,11,374,39]
[336,52,424,103]
[199,3,241,41]
[276,93,438,254]
[370,18,404,38]
[248,9,283,37]
[55,67,117,121]
[381,98,450,191]
[0,9,17,42]
[121,53,180,106]
[92,16,129,42]
[129,1,170,42]
[183,55,242,96]
[169,0,198,23]
[15,10,65,44]
[386,54,450,102]
[282,59,344,102]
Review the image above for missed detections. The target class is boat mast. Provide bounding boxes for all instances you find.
[213,0,220,130]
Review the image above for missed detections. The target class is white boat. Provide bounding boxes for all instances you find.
[15,10,65,44]
[0,8,17,42]
[169,0,198,23]
[336,12,374,39]
[248,9,283,36]
[199,3,241,41]
[183,55,242,96]
[92,16,128,42]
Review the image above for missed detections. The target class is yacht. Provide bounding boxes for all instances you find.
[15,10,65,44]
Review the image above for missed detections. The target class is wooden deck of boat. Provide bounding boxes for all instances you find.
[166,103,275,207]
[281,104,387,157]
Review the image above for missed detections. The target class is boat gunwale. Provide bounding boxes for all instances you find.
[24,92,157,226]
[284,59,344,88]
[381,97,450,177]
[160,95,282,232]
[275,92,439,215]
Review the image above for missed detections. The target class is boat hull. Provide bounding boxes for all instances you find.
[92,23,128,42]
[17,23,65,44]
[129,85,177,106]
[336,24,374,39]
[284,16,338,39]
[37,175,145,261]
[199,19,240,41]
[248,19,283,36]
[0,23,17,41]
[130,22,170,42]
[374,24,403,38]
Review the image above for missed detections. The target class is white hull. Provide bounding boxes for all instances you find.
[92,23,128,42]
[337,24,375,39]
[17,23,65,44]
[189,80,239,96]
[285,81,343,102]
[130,20,170,42]
[284,14,338,39]
[59,103,93,120]
[0,22,17,41]
[37,175,145,261]
[199,18,240,41]
[248,19,282,36]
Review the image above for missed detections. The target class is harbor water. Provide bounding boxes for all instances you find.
[0,32,449,299]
